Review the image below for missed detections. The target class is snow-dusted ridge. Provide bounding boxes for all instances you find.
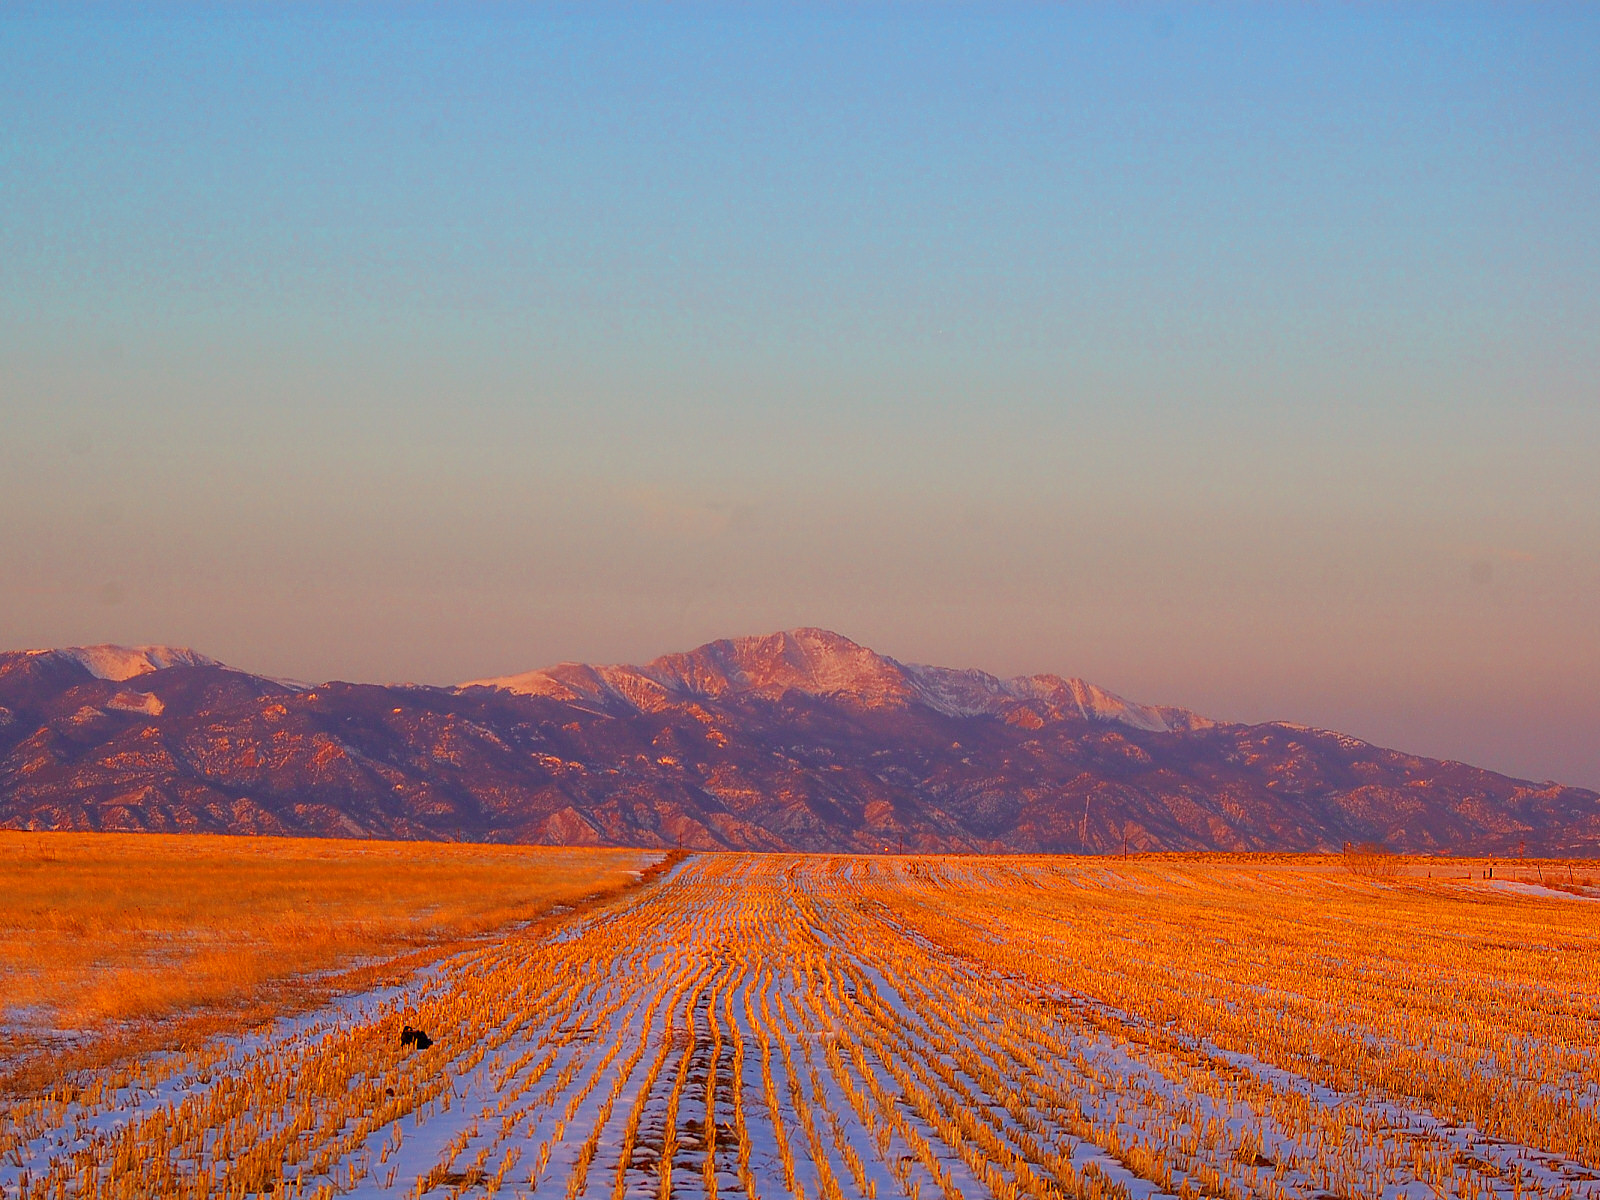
[460,628,1216,734]
[22,632,1213,734]
[19,643,322,690]
[27,644,220,682]
[899,662,1213,732]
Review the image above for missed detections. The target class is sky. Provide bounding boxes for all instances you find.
[2,3,1597,788]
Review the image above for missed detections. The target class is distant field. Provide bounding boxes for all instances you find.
[5,852,1600,1199]
[0,832,654,1044]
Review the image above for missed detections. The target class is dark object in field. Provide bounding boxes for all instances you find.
[400,1025,433,1050]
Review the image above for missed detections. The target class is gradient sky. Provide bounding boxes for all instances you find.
[2,4,1598,787]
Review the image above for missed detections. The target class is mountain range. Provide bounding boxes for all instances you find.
[2,628,1595,854]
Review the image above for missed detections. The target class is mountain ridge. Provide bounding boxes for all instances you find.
[461,628,1213,733]
[2,630,1596,855]
[25,644,221,682]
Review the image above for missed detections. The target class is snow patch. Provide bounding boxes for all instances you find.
[1482,879,1600,902]
[106,691,165,717]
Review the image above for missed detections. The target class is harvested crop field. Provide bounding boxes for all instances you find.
[0,832,657,1072]
[4,853,1599,1199]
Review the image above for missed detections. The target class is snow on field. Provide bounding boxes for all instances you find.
[1481,879,1600,902]
[3,856,1598,1199]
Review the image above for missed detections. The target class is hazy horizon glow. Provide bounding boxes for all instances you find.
[2,5,1597,787]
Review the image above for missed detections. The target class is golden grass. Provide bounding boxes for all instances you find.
[0,831,653,1033]
[879,855,1600,1172]
[6,851,1600,1200]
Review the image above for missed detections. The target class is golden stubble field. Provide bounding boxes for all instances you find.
[0,832,658,1085]
[3,846,1599,1200]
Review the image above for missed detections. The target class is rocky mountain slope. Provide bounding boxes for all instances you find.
[2,629,1595,854]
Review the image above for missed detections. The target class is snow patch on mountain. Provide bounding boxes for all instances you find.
[898,664,1016,716]
[28,645,220,682]
[900,664,1212,732]
[1057,677,1212,733]
[1265,721,1372,749]
[106,690,166,717]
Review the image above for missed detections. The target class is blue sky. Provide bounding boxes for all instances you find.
[3,4,1598,786]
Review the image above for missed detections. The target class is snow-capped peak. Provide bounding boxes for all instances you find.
[460,629,1216,733]
[28,644,220,682]
[461,629,912,710]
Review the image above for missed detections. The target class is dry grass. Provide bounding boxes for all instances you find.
[0,831,653,1034]
[877,854,1600,1185]
[6,852,1600,1200]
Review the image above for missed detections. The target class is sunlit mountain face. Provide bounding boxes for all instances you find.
[2,630,1595,854]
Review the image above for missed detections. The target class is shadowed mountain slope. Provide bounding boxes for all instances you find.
[2,631,1595,854]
